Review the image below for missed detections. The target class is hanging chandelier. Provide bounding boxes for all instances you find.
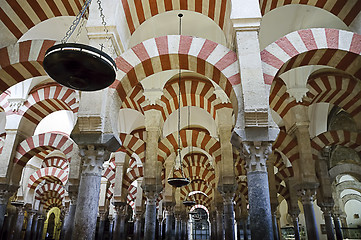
[42,0,116,91]
[167,13,190,188]
[183,194,196,207]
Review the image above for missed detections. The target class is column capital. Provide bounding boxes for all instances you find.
[11,201,25,215]
[142,184,162,205]
[134,211,143,221]
[243,141,272,172]
[218,184,237,205]
[0,184,18,205]
[113,202,127,215]
[297,185,318,205]
[163,202,175,213]
[99,210,108,221]
[80,145,107,176]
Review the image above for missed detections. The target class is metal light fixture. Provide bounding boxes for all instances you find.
[42,0,116,91]
[167,13,190,188]
[183,194,196,207]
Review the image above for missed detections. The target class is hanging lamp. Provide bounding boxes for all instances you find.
[167,13,190,188]
[183,194,196,207]
[42,0,116,91]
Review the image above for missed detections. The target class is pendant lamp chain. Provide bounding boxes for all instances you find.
[177,12,183,172]
[62,0,92,43]
[97,0,112,51]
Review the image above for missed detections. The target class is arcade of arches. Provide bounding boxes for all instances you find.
[0,0,360,239]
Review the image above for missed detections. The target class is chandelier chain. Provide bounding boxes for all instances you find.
[61,0,92,44]
[97,0,111,51]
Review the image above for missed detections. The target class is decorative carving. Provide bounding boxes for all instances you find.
[244,110,268,127]
[143,89,164,105]
[80,145,106,176]
[286,87,309,103]
[113,202,127,216]
[0,185,17,205]
[142,184,162,205]
[298,188,317,205]
[99,211,108,221]
[8,98,26,112]
[243,141,272,172]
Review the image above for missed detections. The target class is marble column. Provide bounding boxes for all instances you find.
[290,211,300,240]
[332,213,343,240]
[210,211,217,240]
[30,212,40,240]
[219,188,236,240]
[243,141,273,240]
[298,188,319,240]
[36,215,45,240]
[236,218,241,240]
[24,210,36,240]
[11,202,25,239]
[215,203,224,240]
[321,206,335,240]
[143,186,161,240]
[97,211,107,240]
[134,211,143,240]
[72,145,106,239]
[158,216,163,240]
[164,204,175,240]
[61,190,78,240]
[113,202,127,240]
[108,215,114,240]
[242,216,248,240]
[0,184,17,234]
[1,208,15,239]
[174,213,182,240]
[181,213,187,240]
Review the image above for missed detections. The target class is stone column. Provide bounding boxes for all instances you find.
[113,202,127,240]
[243,141,273,240]
[164,203,175,240]
[61,190,78,240]
[289,210,300,240]
[0,184,17,233]
[36,215,45,240]
[209,211,217,240]
[143,185,161,240]
[158,216,163,240]
[97,211,107,240]
[219,186,236,240]
[72,145,107,239]
[1,208,15,239]
[321,205,335,240]
[30,212,40,240]
[215,202,224,240]
[242,216,248,240]
[11,202,25,239]
[132,211,141,240]
[298,187,319,240]
[24,210,36,240]
[174,212,182,240]
[108,215,114,240]
[267,154,280,240]
[181,213,187,240]
[332,212,343,240]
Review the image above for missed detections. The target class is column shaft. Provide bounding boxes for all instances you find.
[144,196,158,240]
[216,206,223,240]
[242,218,248,240]
[72,146,105,239]
[31,215,39,240]
[223,201,235,240]
[134,214,142,240]
[303,203,319,240]
[97,213,106,240]
[175,215,181,240]
[247,171,273,239]
[113,204,127,240]
[165,210,174,240]
[108,217,114,240]
[24,211,36,240]
[272,213,280,240]
[333,216,343,240]
[292,216,300,240]
[12,205,25,240]
[0,204,6,235]
[324,213,335,240]
[61,204,76,240]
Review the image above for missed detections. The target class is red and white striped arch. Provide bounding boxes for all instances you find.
[28,167,68,189]
[0,40,56,93]
[120,0,231,35]
[260,0,360,26]
[121,84,145,114]
[35,182,65,202]
[183,153,214,171]
[261,29,361,85]
[0,0,85,40]
[17,84,79,125]
[180,179,213,198]
[158,129,221,163]
[307,74,361,117]
[112,35,240,105]
[43,198,63,210]
[119,133,146,163]
[14,133,75,167]
[42,157,69,171]
[273,130,299,163]
[277,185,290,201]
[311,130,361,159]
[275,167,294,184]
[160,77,232,121]
[174,165,215,187]
[122,166,143,190]
[269,78,298,118]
